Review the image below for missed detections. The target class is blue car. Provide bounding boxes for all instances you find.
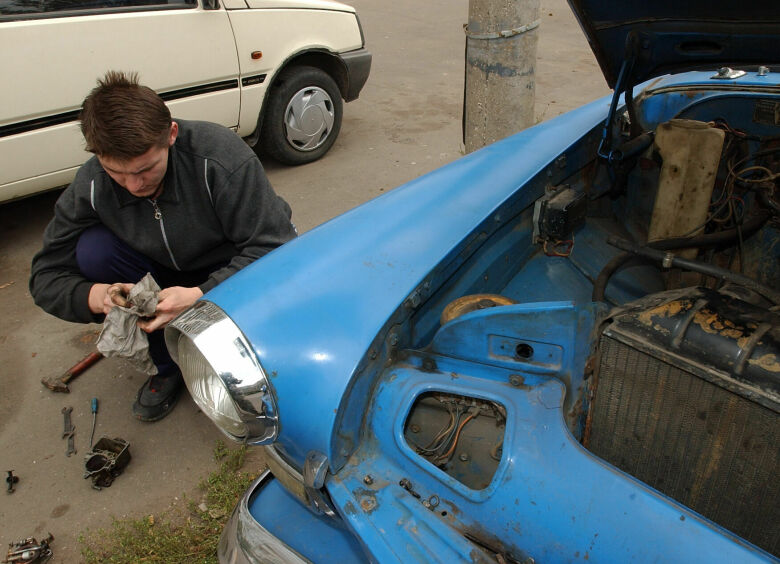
[166,1,780,562]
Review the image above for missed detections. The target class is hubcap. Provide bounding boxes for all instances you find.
[283,86,335,152]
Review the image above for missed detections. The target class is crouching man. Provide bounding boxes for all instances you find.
[30,71,296,421]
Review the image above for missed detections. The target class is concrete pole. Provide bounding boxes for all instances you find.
[464,0,540,153]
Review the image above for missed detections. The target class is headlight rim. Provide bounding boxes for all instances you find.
[165,300,280,445]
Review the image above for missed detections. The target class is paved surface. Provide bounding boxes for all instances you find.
[0,0,609,561]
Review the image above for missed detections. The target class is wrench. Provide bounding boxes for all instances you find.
[66,432,76,457]
[62,407,74,437]
[62,407,76,456]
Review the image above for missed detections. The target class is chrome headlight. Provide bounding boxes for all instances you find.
[165,301,278,445]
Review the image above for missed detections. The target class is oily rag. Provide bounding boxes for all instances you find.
[96,273,160,375]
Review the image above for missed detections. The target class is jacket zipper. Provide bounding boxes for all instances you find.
[149,199,181,271]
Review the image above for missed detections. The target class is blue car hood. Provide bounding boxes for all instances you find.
[568,0,780,87]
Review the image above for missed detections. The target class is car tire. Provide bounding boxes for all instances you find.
[260,66,343,165]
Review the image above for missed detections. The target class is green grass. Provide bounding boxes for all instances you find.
[79,441,257,564]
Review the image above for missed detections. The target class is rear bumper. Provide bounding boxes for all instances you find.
[218,470,308,564]
[340,48,372,102]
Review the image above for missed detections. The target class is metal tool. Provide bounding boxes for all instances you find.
[65,433,76,457]
[41,351,103,393]
[62,407,76,457]
[3,534,53,563]
[89,398,98,449]
[84,437,131,490]
[61,407,73,437]
[5,470,19,494]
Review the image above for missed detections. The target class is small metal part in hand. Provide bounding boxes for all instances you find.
[107,285,129,307]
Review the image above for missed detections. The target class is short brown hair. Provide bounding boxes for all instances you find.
[80,71,172,160]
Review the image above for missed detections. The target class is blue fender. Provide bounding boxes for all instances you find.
[207,94,612,466]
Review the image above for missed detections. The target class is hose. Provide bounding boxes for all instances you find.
[606,237,780,305]
[592,204,773,302]
[591,253,654,302]
[646,209,770,251]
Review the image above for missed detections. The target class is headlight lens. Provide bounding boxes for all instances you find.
[165,301,279,445]
[177,336,245,437]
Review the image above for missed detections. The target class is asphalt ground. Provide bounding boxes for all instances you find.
[0,0,609,560]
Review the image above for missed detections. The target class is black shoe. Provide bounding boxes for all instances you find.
[133,369,183,422]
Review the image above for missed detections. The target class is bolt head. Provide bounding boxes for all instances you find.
[363,475,374,485]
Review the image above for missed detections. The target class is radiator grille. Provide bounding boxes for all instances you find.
[587,335,780,555]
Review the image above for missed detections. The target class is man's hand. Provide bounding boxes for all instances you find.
[88,282,134,315]
[138,286,203,333]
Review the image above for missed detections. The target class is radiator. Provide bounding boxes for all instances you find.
[585,288,780,556]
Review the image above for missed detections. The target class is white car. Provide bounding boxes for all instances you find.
[0,0,371,202]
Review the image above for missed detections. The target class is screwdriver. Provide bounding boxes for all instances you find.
[89,398,98,449]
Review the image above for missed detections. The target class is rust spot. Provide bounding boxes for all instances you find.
[354,488,379,514]
[748,353,780,373]
[343,501,357,516]
[637,300,688,326]
[693,310,721,335]
[442,499,462,516]
[721,329,744,339]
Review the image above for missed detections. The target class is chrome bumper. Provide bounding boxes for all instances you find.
[218,470,308,564]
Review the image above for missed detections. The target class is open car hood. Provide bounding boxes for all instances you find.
[567,0,780,88]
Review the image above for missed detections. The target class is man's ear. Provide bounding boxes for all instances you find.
[168,121,179,147]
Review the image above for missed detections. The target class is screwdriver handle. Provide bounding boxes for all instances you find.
[91,397,98,414]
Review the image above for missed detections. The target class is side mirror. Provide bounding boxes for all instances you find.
[203,0,219,10]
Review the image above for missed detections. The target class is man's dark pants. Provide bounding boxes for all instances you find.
[76,225,218,375]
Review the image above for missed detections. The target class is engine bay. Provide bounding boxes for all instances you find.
[406,88,780,555]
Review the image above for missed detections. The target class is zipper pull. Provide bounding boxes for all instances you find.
[150,199,162,220]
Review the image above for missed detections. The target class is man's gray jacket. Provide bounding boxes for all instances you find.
[30,119,296,323]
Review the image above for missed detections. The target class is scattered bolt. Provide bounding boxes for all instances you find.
[388,333,399,347]
[6,470,19,493]
[363,475,374,485]
[399,478,421,499]
[421,358,437,371]
[459,453,470,462]
[410,424,421,434]
[509,374,524,387]
[360,497,377,512]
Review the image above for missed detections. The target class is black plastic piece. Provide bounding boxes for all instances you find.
[536,188,587,241]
